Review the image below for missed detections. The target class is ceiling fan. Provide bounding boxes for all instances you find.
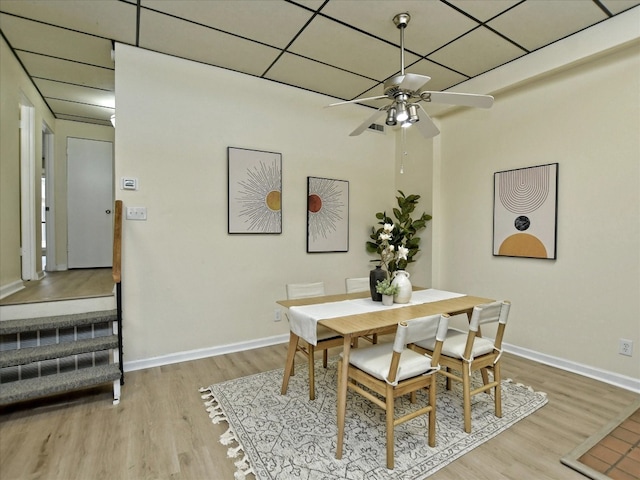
[327,12,494,138]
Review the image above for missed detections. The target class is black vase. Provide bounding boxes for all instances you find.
[369,266,386,301]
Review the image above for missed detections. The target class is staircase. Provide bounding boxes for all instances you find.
[0,201,125,407]
[0,307,122,406]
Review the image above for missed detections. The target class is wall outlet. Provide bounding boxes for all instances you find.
[274,309,282,322]
[618,339,633,356]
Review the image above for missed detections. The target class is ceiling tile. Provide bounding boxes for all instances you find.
[0,0,137,43]
[264,52,379,101]
[46,97,114,122]
[289,0,326,11]
[17,51,114,91]
[488,0,609,52]
[138,9,281,77]
[402,58,468,92]
[447,0,521,22]
[599,1,640,14]
[141,0,315,49]
[320,0,480,56]
[428,25,525,77]
[0,14,114,68]
[34,79,114,109]
[289,14,419,81]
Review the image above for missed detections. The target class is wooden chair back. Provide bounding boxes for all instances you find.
[345,277,369,293]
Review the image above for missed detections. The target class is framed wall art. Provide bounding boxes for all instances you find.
[493,163,558,259]
[307,176,349,253]
[228,147,282,234]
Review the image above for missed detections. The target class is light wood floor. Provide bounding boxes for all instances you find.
[1,346,638,480]
[0,268,114,306]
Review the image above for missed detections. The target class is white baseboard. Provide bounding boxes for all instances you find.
[0,280,25,300]
[504,342,640,394]
[123,334,290,372]
[123,335,639,394]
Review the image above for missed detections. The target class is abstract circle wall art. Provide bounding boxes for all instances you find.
[307,176,349,253]
[493,163,558,259]
[228,147,282,234]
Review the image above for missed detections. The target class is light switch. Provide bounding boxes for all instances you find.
[126,207,147,220]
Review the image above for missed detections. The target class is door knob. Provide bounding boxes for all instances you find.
[106,209,112,214]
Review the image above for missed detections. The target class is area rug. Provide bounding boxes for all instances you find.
[561,398,640,480]
[200,359,548,480]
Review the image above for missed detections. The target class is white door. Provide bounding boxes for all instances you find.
[67,137,113,268]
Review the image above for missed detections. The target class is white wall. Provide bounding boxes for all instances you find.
[115,44,408,363]
[434,41,639,381]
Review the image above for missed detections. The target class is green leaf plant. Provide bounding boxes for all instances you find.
[366,190,432,278]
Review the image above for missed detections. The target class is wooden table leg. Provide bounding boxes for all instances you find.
[281,332,299,395]
[336,334,352,459]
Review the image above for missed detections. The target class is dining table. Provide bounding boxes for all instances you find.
[276,288,495,459]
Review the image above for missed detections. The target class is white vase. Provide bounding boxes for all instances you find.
[391,270,412,304]
[382,294,394,306]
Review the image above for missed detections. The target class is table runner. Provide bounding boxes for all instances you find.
[288,289,464,345]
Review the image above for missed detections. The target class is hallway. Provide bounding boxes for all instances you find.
[0,269,114,306]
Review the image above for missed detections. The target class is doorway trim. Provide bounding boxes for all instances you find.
[20,94,39,281]
[43,122,55,272]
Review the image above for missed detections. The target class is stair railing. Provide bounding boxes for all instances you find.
[113,200,124,385]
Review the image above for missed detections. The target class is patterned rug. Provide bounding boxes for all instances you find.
[200,359,547,479]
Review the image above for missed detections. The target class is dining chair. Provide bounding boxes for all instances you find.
[412,300,511,433]
[345,277,378,345]
[345,277,370,294]
[282,282,344,401]
[337,313,449,469]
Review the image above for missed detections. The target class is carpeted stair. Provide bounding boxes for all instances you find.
[0,310,122,406]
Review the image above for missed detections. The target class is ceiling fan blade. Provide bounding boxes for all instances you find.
[399,73,431,92]
[349,108,388,136]
[421,91,494,109]
[326,95,388,107]
[413,104,440,138]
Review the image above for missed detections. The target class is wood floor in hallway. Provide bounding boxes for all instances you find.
[0,268,114,306]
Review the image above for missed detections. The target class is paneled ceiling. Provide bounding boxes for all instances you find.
[1,0,638,127]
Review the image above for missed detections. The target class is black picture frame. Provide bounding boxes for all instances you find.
[493,163,558,259]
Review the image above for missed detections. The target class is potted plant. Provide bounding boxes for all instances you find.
[376,278,399,306]
[367,191,432,274]
[366,191,432,301]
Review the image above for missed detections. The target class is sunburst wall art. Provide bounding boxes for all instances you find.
[493,163,558,259]
[228,147,282,234]
[307,176,349,253]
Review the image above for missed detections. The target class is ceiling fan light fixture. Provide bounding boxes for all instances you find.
[328,11,493,139]
[386,106,397,126]
[407,104,419,123]
[395,102,408,122]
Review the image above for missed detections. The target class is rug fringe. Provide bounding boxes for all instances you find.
[200,386,255,480]
[504,378,548,396]
[234,465,255,480]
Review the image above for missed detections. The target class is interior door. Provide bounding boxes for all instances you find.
[67,137,113,268]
